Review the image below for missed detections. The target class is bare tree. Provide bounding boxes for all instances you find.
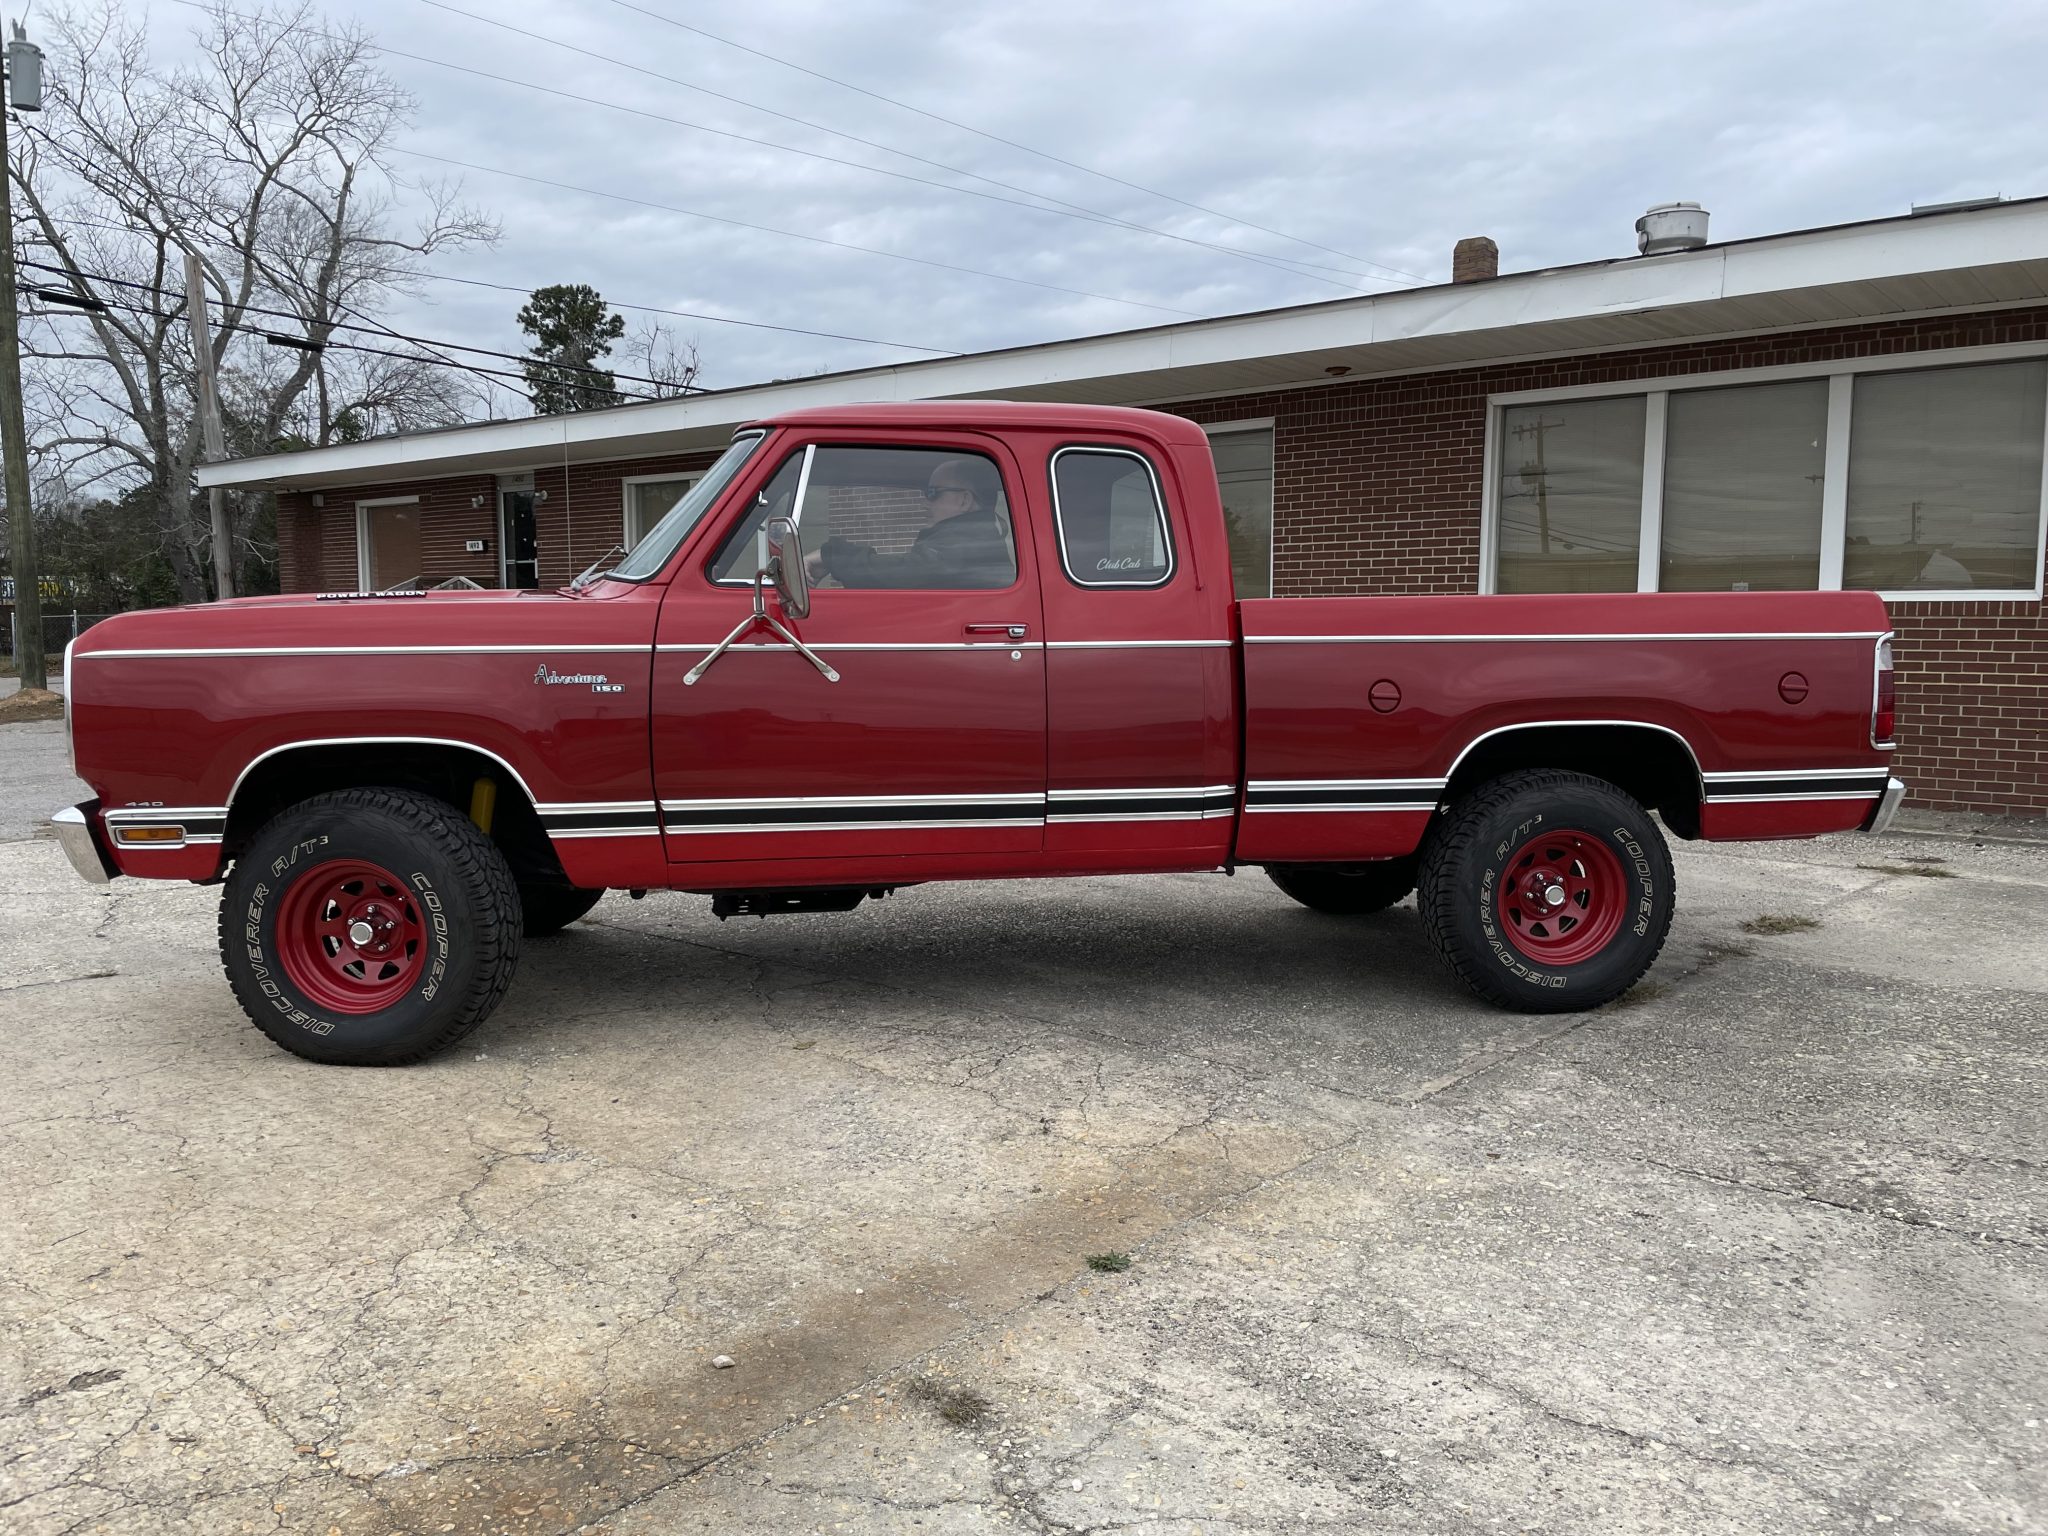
[11,1,496,601]
[629,321,703,399]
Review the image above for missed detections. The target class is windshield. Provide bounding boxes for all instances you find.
[608,431,767,581]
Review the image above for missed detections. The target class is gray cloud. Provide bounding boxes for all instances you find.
[117,0,2048,401]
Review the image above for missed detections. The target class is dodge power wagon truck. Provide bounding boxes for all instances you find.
[54,402,1905,1065]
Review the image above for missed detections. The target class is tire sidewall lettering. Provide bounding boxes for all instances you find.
[241,829,453,1036]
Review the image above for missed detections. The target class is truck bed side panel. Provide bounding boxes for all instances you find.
[1235,590,1894,862]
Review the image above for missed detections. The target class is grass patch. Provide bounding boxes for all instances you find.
[0,656,17,677]
[1741,913,1822,936]
[902,1375,993,1426]
[1085,1251,1133,1274]
[1858,862,1959,879]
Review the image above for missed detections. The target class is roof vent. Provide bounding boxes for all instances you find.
[1635,201,1710,255]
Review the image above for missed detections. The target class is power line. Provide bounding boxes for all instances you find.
[32,289,665,401]
[15,215,960,355]
[18,257,688,390]
[408,0,1392,291]
[155,0,1203,316]
[396,149,1204,317]
[601,0,1427,285]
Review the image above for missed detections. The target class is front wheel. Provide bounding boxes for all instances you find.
[219,788,522,1065]
[1417,770,1674,1013]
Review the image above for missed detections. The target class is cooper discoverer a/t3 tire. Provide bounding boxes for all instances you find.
[1417,770,1675,1013]
[218,788,522,1066]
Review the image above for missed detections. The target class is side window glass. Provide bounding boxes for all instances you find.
[711,445,1017,590]
[1051,447,1173,587]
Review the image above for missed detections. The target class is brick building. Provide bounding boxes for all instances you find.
[203,199,2048,814]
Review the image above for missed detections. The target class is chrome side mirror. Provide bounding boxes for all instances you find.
[762,514,810,619]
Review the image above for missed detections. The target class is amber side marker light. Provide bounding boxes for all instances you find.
[114,826,184,844]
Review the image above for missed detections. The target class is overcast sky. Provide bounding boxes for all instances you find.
[110,0,2048,407]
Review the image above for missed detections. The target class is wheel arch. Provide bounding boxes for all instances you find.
[223,736,566,885]
[1442,720,1706,839]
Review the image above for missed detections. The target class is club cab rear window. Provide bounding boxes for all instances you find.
[1051,447,1173,588]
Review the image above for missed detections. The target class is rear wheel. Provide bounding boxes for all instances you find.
[1265,859,1416,914]
[219,788,522,1065]
[520,884,604,937]
[1417,770,1674,1012]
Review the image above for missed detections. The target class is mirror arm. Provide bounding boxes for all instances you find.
[682,572,841,686]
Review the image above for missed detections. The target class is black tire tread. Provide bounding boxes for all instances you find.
[1416,768,1675,1014]
[217,787,522,1065]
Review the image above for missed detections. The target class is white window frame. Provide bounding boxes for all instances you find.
[1481,341,2048,602]
[621,470,703,551]
[354,495,421,590]
[1049,445,1177,589]
[1202,417,1276,600]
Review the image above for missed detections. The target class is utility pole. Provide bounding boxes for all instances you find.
[1512,416,1566,556]
[182,252,235,599]
[0,20,45,688]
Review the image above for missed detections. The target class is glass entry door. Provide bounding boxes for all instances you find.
[500,490,539,589]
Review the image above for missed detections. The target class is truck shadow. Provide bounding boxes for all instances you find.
[494,881,1497,1079]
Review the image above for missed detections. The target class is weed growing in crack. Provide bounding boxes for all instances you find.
[1085,1252,1133,1274]
[1858,863,1960,879]
[1741,913,1822,935]
[903,1375,994,1426]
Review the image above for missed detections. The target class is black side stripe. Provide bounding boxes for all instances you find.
[1246,786,1439,809]
[663,801,1044,829]
[1705,775,1888,800]
[541,810,662,832]
[1047,791,1237,818]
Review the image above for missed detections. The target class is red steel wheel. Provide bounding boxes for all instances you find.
[1494,830,1628,966]
[274,857,427,1015]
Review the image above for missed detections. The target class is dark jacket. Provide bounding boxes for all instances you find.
[820,507,1014,590]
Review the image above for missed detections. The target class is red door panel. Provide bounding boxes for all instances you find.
[650,431,1048,875]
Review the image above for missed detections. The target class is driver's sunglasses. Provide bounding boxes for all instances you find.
[923,484,971,501]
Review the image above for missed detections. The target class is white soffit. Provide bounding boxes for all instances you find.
[201,198,2048,492]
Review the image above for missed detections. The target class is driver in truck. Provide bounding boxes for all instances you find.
[807,456,1014,589]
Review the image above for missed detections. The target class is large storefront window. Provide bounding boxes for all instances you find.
[1844,359,2048,592]
[1659,380,1827,592]
[1496,397,1645,593]
[1208,426,1274,598]
[1488,354,2048,599]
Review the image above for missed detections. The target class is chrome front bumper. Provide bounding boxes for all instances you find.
[52,802,118,884]
[1865,776,1908,836]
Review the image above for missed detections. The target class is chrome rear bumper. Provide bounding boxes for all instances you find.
[1865,776,1908,836]
[52,802,118,884]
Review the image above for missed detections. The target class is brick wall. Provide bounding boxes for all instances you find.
[1163,306,2048,814]
[275,308,2048,813]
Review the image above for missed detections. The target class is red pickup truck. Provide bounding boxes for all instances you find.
[54,402,1903,1065]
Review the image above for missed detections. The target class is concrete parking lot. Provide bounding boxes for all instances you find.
[2,714,2042,1535]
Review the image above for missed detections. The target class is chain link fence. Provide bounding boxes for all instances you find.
[3,612,117,683]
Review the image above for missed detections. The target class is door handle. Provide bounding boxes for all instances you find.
[965,623,1029,640]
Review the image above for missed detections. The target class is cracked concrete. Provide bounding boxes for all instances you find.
[2,727,2043,1533]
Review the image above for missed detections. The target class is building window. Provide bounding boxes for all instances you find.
[1660,380,1828,592]
[624,473,702,550]
[356,498,421,590]
[1207,425,1274,598]
[1487,348,2048,600]
[1844,359,2048,593]
[1496,397,1645,593]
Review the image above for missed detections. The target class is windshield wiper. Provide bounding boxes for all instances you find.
[568,544,627,593]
